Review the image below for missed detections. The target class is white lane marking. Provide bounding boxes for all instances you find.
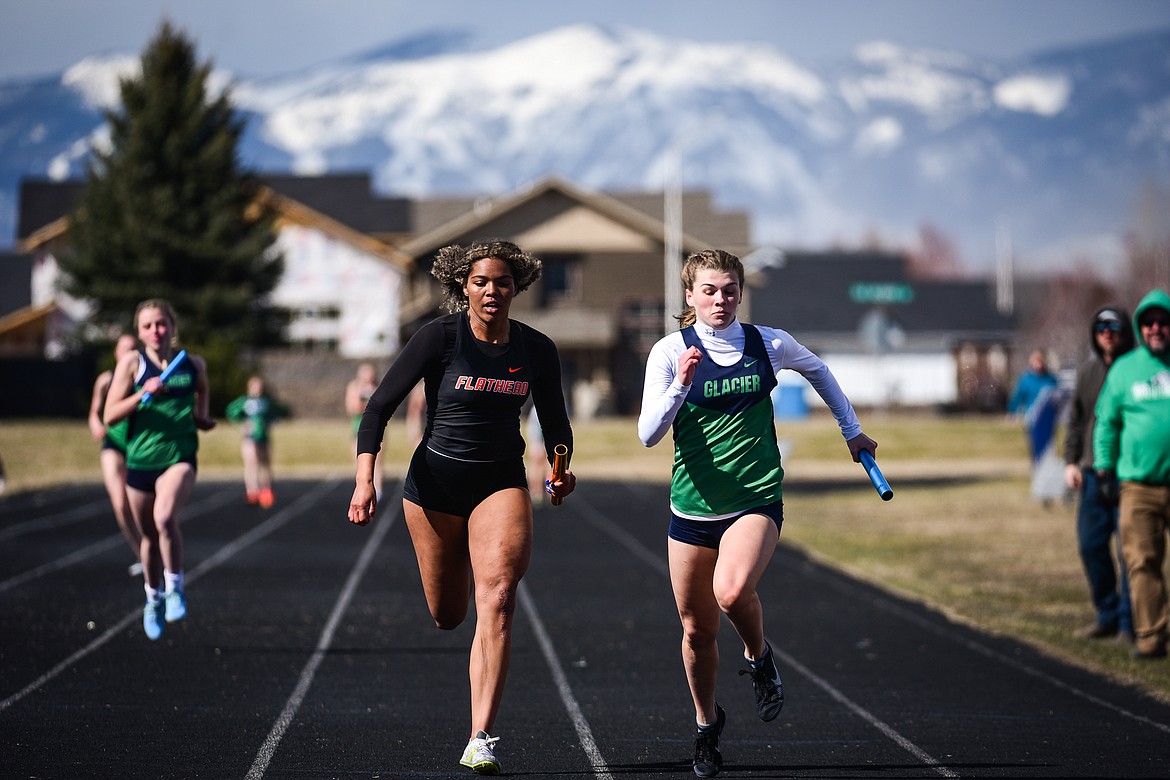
[245,488,398,780]
[0,490,237,594]
[776,649,959,778]
[519,580,614,780]
[617,483,1170,737]
[808,570,1170,736]
[0,500,110,543]
[0,480,341,713]
[581,489,959,778]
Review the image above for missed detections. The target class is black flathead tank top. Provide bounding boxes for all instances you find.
[428,312,532,461]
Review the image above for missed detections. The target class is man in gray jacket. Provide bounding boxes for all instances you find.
[1064,306,1134,642]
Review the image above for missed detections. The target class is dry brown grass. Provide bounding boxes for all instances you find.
[2,411,1168,700]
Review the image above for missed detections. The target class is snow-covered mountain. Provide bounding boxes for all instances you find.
[3,24,1169,274]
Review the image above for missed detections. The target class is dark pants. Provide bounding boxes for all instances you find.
[1077,468,1132,633]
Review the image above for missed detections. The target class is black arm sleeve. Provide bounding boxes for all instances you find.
[355,319,447,456]
[525,327,574,466]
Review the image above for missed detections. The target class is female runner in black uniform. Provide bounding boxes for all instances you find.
[348,239,575,776]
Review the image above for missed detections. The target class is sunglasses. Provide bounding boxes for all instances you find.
[1139,316,1170,329]
[1094,321,1122,333]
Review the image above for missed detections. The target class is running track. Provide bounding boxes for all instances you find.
[2,477,1169,779]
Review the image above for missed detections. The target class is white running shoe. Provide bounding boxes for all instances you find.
[143,600,164,641]
[459,730,501,775]
[164,589,187,623]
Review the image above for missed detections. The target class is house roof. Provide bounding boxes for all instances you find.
[409,188,750,252]
[610,191,750,253]
[398,175,716,261]
[20,173,748,263]
[17,180,86,240]
[254,188,412,271]
[16,173,410,244]
[0,300,57,338]
[0,252,34,317]
[749,250,1014,338]
[16,175,413,271]
[259,173,411,236]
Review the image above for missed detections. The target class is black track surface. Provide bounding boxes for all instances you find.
[2,478,1169,779]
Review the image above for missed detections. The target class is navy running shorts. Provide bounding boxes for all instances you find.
[669,500,784,549]
[126,457,197,492]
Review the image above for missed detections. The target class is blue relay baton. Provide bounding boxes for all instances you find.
[859,449,893,501]
[140,349,187,406]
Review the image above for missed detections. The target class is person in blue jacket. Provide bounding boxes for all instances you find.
[1008,349,1060,464]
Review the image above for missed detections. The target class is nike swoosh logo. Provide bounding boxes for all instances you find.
[744,359,757,368]
[508,367,522,373]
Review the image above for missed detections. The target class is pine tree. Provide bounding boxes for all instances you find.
[59,21,283,349]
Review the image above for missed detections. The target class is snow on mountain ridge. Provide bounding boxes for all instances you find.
[839,42,994,123]
[244,24,844,193]
[2,23,1169,275]
[61,55,139,109]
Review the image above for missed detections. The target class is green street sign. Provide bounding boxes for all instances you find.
[849,282,915,304]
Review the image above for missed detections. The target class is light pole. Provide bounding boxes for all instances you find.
[663,143,684,335]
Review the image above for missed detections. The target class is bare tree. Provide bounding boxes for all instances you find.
[1017,264,1121,371]
[906,223,966,279]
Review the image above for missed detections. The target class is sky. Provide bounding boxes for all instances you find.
[3,0,1170,82]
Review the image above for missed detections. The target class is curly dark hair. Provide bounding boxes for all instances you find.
[431,239,543,313]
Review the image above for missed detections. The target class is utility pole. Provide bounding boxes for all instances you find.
[664,144,683,335]
[996,220,1014,316]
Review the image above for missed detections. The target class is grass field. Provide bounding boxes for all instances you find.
[2,411,1168,701]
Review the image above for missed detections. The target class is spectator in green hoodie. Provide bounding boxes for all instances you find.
[1094,288,1170,659]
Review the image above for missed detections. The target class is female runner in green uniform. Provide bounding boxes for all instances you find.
[105,299,215,640]
[639,250,877,777]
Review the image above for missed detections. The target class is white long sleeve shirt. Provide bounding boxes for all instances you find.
[638,318,862,447]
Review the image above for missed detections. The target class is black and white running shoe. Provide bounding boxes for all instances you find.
[692,703,725,778]
[739,642,784,722]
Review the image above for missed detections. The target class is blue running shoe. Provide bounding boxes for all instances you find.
[164,589,187,623]
[459,730,501,775]
[143,600,165,640]
[739,642,784,721]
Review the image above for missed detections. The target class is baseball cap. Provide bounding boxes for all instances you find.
[1096,309,1123,324]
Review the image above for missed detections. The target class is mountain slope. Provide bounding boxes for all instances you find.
[3,23,1168,273]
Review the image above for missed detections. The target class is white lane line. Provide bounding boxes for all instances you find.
[775,649,959,778]
[519,580,614,780]
[0,535,126,594]
[580,489,959,778]
[807,570,1170,736]
[245,489,399,780]
[0,500,110,543]
[0,480,341,713]
[0,490,238,595]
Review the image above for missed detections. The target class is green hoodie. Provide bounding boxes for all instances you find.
[1093,288,1170,484]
